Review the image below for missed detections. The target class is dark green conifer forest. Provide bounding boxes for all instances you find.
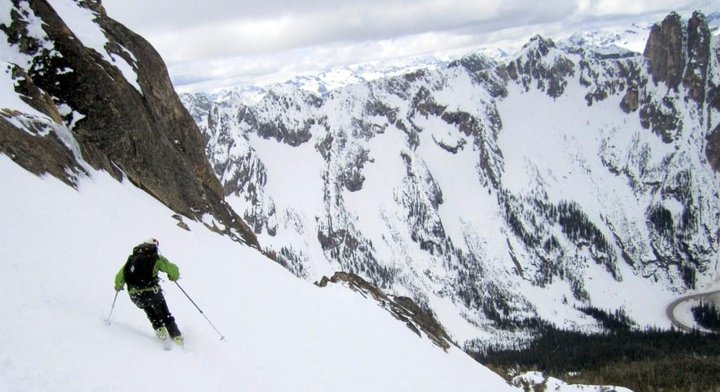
[475,308,720,391]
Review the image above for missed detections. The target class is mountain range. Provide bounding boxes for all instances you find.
[182,11,720,101]
[181,10,720,351]
[1,1,719,390]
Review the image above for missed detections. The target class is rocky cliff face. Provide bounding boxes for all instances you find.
[183,11,720,349]
[1,0,257,246]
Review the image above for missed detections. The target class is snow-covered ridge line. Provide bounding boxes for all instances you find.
[186,10,720,100]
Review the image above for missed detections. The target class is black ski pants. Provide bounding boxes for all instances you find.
[129,287,181,338]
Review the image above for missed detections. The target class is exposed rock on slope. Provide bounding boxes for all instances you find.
[0,0,257,246]
[317,271,453,351]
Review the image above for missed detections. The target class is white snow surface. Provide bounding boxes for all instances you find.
[512,371,632,392]
[0,156,518,392]
[496,82,680,329]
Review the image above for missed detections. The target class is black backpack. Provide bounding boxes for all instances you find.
[123,243,159,287]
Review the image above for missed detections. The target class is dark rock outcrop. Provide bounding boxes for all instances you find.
[644,12,685,90]
[643,11,720,168]
[1,0,258,247]
[0,63,85,185]
[645,11,712,104]
[683,12,712,104]
[644,11,713,105]
[707,124,720,171]
[317,272,453,351]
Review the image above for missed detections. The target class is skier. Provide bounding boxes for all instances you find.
[114,238,184,347]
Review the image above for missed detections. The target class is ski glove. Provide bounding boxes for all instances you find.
[115,284,124,292]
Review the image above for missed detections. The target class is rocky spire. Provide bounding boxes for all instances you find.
[643,12,685,90]
[642,11,720,171]
[644,11,713,104]
[684,11,712,104]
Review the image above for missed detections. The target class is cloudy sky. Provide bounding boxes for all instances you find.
[101,0,717,92]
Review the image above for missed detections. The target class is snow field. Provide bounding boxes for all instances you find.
[0,156,517,392]
[496,79,682,329]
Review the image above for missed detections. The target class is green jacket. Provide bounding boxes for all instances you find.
[115,255,180,293]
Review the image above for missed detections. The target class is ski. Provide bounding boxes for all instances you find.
[155,327,173,351]
[172,336,185,350]
[159,335,173,351]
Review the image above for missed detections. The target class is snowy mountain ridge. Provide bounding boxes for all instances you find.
[192,11,720,104]
[182,10,720,352]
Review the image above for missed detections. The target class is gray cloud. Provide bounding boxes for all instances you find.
[100,0,718,90]
[104,0,584,60]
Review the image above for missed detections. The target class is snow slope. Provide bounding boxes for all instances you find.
[0,156,518,392]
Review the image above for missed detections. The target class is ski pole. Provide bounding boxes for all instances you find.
[105,290,119,325]
[174,281,226,341]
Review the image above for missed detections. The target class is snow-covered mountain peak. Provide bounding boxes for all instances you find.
[560,32,641,58]
[561,22,653,54]
[203,54,454,105]
[510,34,566,65]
